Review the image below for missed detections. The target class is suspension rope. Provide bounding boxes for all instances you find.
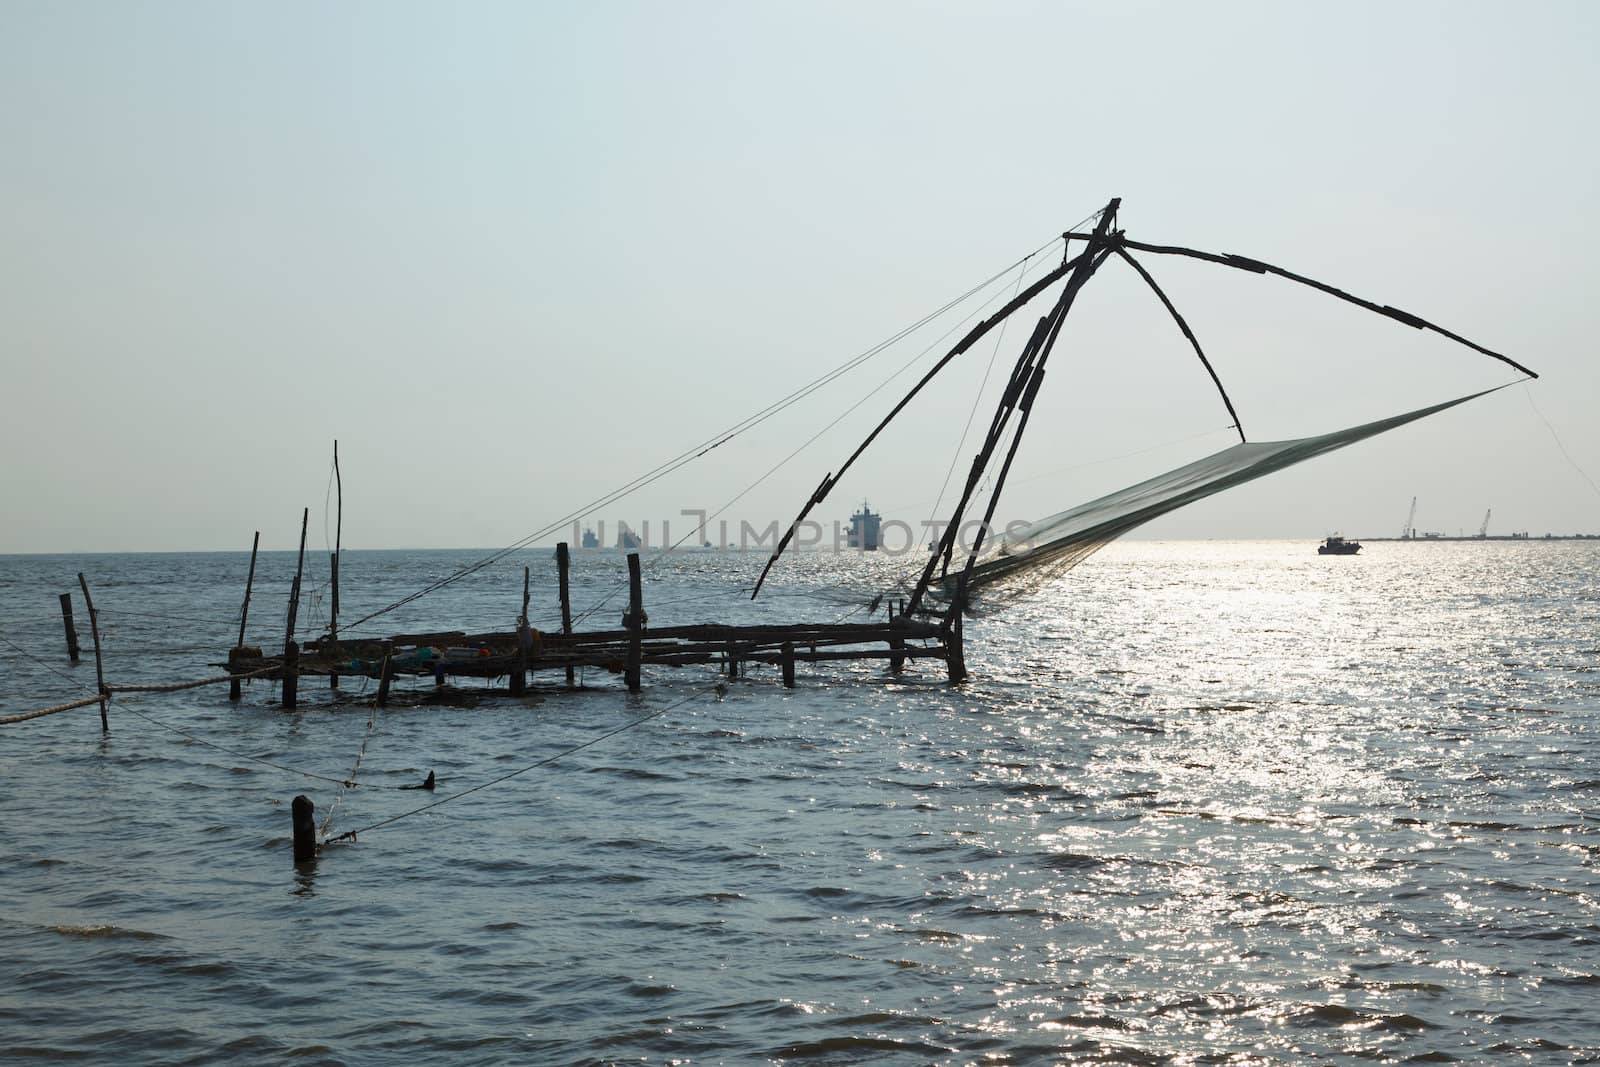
[0,695,105,725]
[340,235,1065,635]
[0,633,96,692]
[1524,383,1600,504]
[326,686,714,845]
[107,666,276,694]
[319,696,383,838]
[566,243,1068,629]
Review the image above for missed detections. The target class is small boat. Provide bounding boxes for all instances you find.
[1318,536,1362,555]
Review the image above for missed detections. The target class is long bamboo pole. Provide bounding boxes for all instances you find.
[230,530,260,701]
[1061,231,1537,379]
[284,508,308,709]
[330,440,342,690]
[77,573,107,732]
[906,200,1121,616]
[751,244,1099,599]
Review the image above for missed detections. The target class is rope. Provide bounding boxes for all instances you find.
[107,700,367,787]
[319,696,382,838]
[326,687,714,845]
[1524,383,1600,504]
[925,248,1036,537]
[566,250,1064,630]
[100,607,244,627]
[108,666,276,694]
[340,235,1065,635]
[0,633,96,692]
[0,695,105,725]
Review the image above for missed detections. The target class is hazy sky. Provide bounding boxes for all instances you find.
[3,0,1596,553]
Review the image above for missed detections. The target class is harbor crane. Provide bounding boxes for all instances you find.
[1478,509,1491,539]
[1402,496,1417,539]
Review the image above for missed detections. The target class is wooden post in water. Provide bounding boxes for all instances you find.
[230,531,260,701]
[291,794,317,863]
[945,579,968,685]
[376,640,394,707]
[510,566,529,696]
[781,641,796,688]
[329,441,342,690]
[556,542,574,687]
[76,573,108,732]
[625,552,643,693]
[59,593,81,664]
[282,641,300,708]
[888,599,906,674]
[284,508,308,709]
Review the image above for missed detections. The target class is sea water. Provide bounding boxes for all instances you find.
[2,540,1598,1064]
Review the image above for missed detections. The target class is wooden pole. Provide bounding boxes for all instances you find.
[291,794,317,864]
[76,573,108,732]
[231,530,259,701]
[781,641,796,688]
[59,593,80,664]
[376,640,394,707]
[329,441,342,690]
[284,508,308,709]
[945,577,968,684]
[556,542,574,687]
[511,566,529,697]
[625,552,643,693]
[888,599,905,673]
[282,641,299,708]
[750,243,1103,600]
[906,201,1121,619]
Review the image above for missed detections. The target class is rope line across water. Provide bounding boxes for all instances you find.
[325,687,715,846]
[0,695,106,725]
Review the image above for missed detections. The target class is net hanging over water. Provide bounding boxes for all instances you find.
[950,385,1507,601]
[753,198,1535,619]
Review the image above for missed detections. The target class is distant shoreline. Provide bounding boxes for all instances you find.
[1354,534,1600,543]
[5,536,1600,557]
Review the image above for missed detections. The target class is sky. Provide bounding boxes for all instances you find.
[2,0,1597,553]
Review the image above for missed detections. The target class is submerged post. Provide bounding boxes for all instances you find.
[77,573,108,732]
[231,530,260,701]
[625,552,643,693]
[284,508,308,709]
[556,542,574,687]
[59,593,80,664]
[781,641,796,688]
[291,794,317,864]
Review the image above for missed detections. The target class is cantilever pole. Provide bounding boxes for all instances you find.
[750,244,1099,599]
[1062,231,1537,380]
[1114,247,1246,443]
[330,441,342,690]
[905,198,1122,617]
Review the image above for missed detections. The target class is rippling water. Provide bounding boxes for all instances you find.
[3,540,1598,1064]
